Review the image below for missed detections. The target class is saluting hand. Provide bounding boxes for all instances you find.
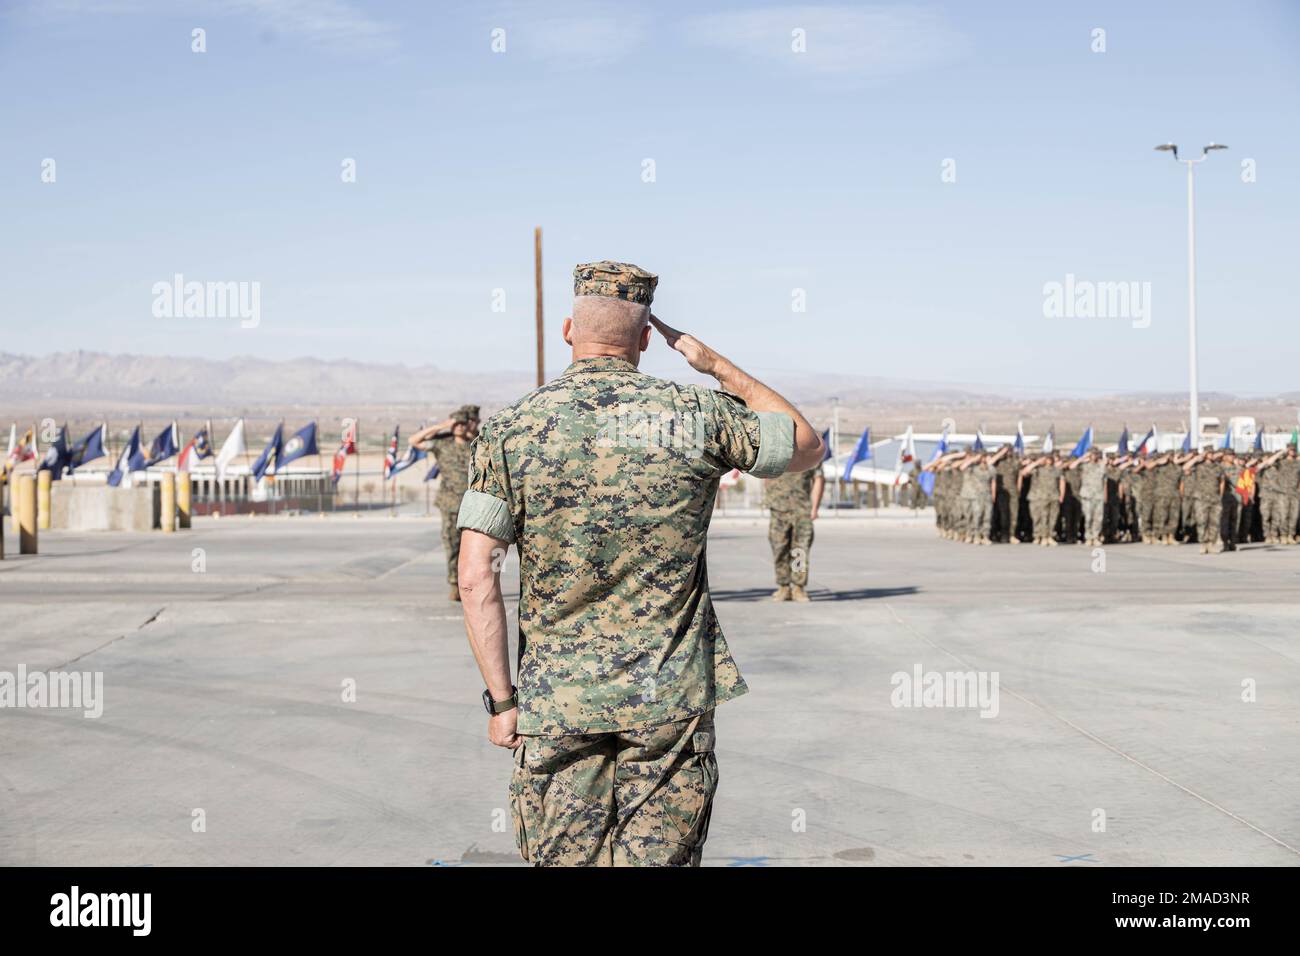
[650,314,722,377]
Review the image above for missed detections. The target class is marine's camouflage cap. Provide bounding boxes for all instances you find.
[451,409,471,425]
[456,404,481,421]
[573,260,658,306]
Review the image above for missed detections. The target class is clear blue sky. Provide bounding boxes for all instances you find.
[2,0,1297,393]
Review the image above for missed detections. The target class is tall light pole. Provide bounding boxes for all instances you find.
[1155,141,1227,450]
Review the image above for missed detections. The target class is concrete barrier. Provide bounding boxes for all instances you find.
[50,484,160,532]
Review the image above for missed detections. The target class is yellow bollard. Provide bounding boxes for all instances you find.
[160,473,176,533]
[37,468,52,530]
[177,472,192,529]
[16,474,37,554]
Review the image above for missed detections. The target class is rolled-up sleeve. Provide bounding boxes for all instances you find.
[457,490,515,543]
[456,424,517,543]
[749,411,795,478]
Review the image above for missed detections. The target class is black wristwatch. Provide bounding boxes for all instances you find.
[483,686,517,715]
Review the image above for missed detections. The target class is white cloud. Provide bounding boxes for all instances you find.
[493,1,651,68]
[21,0,399,55]
[686,4,966,78]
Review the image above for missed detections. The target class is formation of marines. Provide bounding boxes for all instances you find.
[927,443,1300,554]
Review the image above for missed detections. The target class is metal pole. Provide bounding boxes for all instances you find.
[831,398,840,515]
[534,227,545,387]
[1186,160,1199,450]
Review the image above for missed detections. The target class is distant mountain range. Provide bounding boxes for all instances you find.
[2,351,1296,442]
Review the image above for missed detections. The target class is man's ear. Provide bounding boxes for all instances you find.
[561,316,574,345]
[639,323,652,353]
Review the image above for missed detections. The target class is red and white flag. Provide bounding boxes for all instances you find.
[382,425,399,480]
[331,419,357,485]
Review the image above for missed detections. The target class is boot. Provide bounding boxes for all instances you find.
[790,586,810,603]
[771,586,791,602]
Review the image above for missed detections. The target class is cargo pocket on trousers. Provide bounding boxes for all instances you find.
[510,742,531,864]
[664,729,719,855]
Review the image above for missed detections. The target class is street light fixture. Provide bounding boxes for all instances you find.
[1155,141,1228,450]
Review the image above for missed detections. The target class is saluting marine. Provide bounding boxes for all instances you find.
[411,405,480,600]
[454,260,823,867]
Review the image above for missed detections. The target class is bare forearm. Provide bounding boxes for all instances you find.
[460,575,512,699]
[713,358,823,471]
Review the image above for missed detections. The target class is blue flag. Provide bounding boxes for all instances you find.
[971,431,985,452]
[1220,425,1233,451]
[820,427,832,463]
[279,422,319,469]
[1181,432,1192,453]
[917,427,948,498]
[70,423,107,471]
[107,426,146,487]
[145,422,179,467]
[1135,427,1155,456]
[38,426,71,480]
[1117,426,1130,455]
[1254,429,1263,451]
[423,462,441,482]
[390,443,426,476]
[251,423,284,480]
[1013,422,1024,455]
[1070,426,1093,458]
[841,428,871,482]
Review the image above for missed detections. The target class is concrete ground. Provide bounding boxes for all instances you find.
[1,512,1297,867]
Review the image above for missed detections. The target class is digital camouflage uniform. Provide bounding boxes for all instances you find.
[456,261,794,867]
[430,435,473,585]
[1282,456,1300,542]
[1062,466,1083,542]
[1076,459,1106,544]
[1130,465,1154,541]
[993,453,1020,542]
[1259,457,1286,541]
[1189,458,1225,548]
[957,463,979,541]
[1149,458,1181,542]
[765,467,817,587]
[1027,462,1061,544]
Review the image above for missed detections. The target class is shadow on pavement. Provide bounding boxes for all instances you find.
[711,586,920,602]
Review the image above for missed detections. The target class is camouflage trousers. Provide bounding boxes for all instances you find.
[1267,495,1300,539]
[1136,494,1156,539]
[1028,498,1059,540]
[510,711,717,867]
[768,511,814,586]
[1079,496,1104,542]
[1150,495,1179,538]
[440,506,460,585]
[1192,496,1222,544]
[965,496,992,538]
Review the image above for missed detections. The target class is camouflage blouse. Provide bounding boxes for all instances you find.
[457,356,794,735]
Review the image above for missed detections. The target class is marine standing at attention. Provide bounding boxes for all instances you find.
[765,463,825,602]
[454,261,824,866]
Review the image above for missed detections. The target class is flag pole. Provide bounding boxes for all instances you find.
[831,397,840,516]
[354,419,361,515]
[535,227,545,387]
